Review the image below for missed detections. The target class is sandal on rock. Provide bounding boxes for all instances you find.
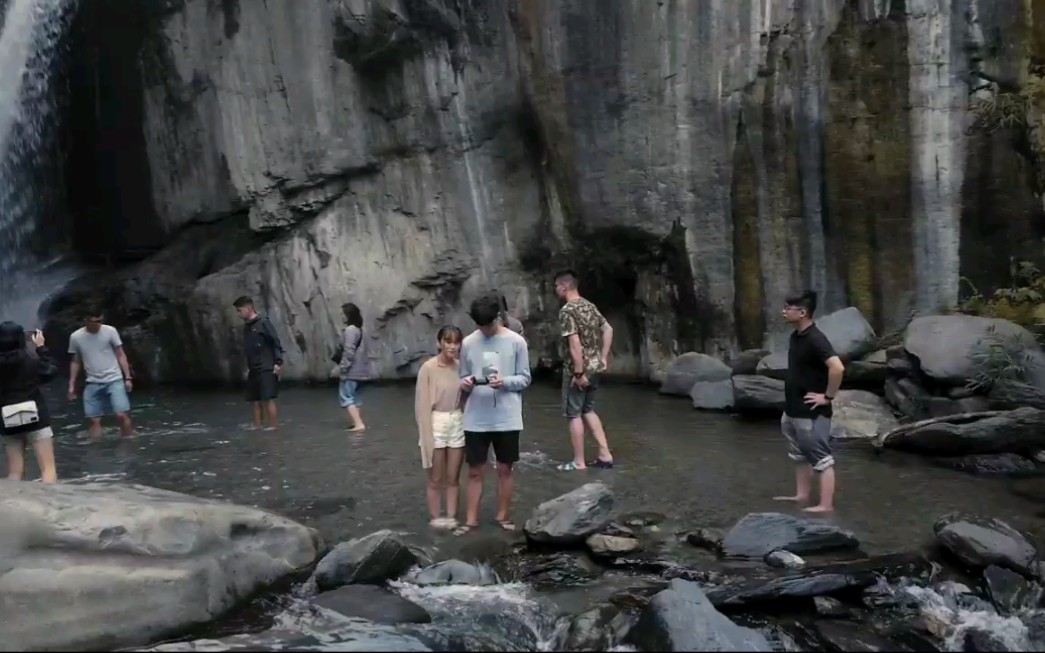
[497,520,517,532]
[557,462,586,471]
[453,522,479,536]
[589,458,615,469]
[430,518,456,530]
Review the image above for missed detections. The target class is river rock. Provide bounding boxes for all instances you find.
[933,453,1039,476]
[628,579,772,651]
[313,530,419,591]
[729,349,771,376]
[707,553,932,607]
[690,379,735,410]
[562,603,636,651]
[877,407,1045,456]
[313,585,431,625]
[765,550,806,569]
[933,514,1039,577]
[147,617,433,652]
[732,375,786,413]
[402,559,497,586]
[586,534,642,557]
[884,376,931,419]
[904,315,1041,385]
[721,512,859,558]
[813,621,909,653]
[686,528,725,552]
[983,565,1038,615]
[830,390,899,440]
[0,481,319,652]
[660,353,733,396]
[524,483,614,546]
[813,596,849,618]
[841,359,887,388]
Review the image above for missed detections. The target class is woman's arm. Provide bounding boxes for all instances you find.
[415,364,433,441]
[338,326,361,376]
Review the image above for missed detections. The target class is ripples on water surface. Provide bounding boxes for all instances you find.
[8,379,1042,552]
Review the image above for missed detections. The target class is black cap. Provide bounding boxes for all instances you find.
[0,321,24,352]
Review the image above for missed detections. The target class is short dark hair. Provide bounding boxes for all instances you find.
[784,290,818,316]
[341,302,363,328]
[469,294,502,327]
[84,306,104,319]
[554,269,579,289]
[232,296,254,309]
[436,324,463,343]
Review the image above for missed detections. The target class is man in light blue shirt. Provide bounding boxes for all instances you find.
[455,294,531,535]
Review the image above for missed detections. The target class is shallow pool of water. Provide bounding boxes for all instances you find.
[8,379,1044,552]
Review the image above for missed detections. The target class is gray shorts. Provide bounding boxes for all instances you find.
[2,425,54,447]
[563,373,600,418]
[781,414,834,471]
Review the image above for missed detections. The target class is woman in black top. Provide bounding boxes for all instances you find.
[0,321,58,482]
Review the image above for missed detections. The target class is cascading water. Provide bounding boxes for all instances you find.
[0,0,79,327]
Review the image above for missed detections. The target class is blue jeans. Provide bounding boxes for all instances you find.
[83,380,131,418]
[339,379,363,408]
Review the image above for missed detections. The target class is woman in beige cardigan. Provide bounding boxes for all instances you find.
[414,325,466,529]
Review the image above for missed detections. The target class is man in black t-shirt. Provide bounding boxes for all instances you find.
[773,290,845,513]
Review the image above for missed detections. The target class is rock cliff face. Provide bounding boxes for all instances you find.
[46,0,1045,383]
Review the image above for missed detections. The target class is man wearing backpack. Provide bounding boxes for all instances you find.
[233,296,284,430]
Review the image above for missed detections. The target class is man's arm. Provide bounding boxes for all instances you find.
[815,333,844,398]
[263,317,285,367]
[115,346,133,380]
[560,310,584,375]
[600,318,613,367]
[501,338,532,392]
[68,353,80,396]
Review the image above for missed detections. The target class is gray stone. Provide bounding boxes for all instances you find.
[628,579,772,652]
[0,481,318,652]
[524,483,614,546]
[732,375,786,413]
[313,530,418,591]
[690,379,735,410]
[401,559,497,587]
[686,528,725,552]
[934,513,1039,577]
[312,585,431,625]
[563,603,635,652]
[831,390,899,440]
[729,349,771,376]
[660,352,733,396]
[904,315,1041,385]
[877,407,1045,456]
[586,534,642,557]
[722,512,859,559]
[765,550,806,569]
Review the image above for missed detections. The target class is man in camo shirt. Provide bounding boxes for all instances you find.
[553,269,615,471]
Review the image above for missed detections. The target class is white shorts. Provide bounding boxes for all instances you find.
[3,425,54,447]
[432,410,465,449]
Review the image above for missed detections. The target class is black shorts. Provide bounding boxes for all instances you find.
[246,369,279,402]
[464,430,520,466]
[562,373,600,418]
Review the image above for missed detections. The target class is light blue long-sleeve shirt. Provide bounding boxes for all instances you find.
[459,328,531,432]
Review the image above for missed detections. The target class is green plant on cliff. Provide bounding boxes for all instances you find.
[959,260,1045,335]
[966,324,1041,392]
[969,89,1028,134]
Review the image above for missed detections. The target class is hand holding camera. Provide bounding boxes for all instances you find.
[27,329,44,348]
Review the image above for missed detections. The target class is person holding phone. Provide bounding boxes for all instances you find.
[454,294,531,535]
[0,322,58,482]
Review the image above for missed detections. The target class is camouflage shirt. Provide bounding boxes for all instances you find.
[558,298,608,375]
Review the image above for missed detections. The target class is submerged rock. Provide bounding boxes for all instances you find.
[312,585,431,625]
[586,534,642,557]
[562,603,636,651]
[721,512,859,558]
[765,550,806,569]
[313,530,419,591]
[686,528,725,552]
[983,565,1038,616]
[628,579,772,651]
[524,483,614,546]
[0,481,318,652]
[402,559,497,587]
[933,514,1039,577]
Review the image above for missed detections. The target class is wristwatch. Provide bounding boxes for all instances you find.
[824,394,834,401]
[573,371,585,378]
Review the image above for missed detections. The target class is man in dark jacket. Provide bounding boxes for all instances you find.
[0,322,58,482]
[233,296,285,430]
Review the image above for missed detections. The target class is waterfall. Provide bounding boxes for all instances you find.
[0,0,78,327]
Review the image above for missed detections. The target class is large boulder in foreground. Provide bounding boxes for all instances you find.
[0,481,319,652]
[830,390,899,440]
[875,408,1045,456]
[721,512,859,558]
[933,513,1039,577]
[524,483,614,545]
[904,315,1040,385]
[628,579,771,651]
[732,375,785,413]
[660,353,733,396]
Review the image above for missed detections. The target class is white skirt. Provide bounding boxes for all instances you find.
[431,410,465,449]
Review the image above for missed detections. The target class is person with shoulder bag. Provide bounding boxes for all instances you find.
[336,303,371,432]
[0,322,58,482]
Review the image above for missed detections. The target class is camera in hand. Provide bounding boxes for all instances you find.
[473,376,490,386]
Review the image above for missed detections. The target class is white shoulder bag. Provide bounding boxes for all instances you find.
[2,401,39,429]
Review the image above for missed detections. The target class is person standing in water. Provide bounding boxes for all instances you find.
[338,302,371,432]
[774,290,844,513]
[553,269,614,471]
[454,294,531,535]
[414,325,465,529]
[233,296,284,430]
[0,323,58,482]
[68,308,135,441]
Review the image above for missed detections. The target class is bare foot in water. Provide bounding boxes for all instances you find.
[802,505,833,513]
[773,495,809,503]
[348,424,366,432]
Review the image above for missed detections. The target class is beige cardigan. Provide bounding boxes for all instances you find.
[414,356,462,468]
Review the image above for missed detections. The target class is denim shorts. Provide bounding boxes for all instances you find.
[339,379,363,408]
[83,380,131,418]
